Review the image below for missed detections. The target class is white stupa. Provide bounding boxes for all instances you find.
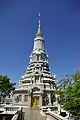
[13,14,56,107]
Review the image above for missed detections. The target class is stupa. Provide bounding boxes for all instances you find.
[13,14,56,107]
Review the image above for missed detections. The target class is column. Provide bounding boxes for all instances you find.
[28,95,31,107]
[22,94,24,103]
[39,76,41,83]
[39,96,42,107]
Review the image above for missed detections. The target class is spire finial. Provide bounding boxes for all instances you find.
[38,13,40,27]
[36,12,43,37]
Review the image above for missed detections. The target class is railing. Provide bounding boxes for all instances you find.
[46,110,69,120]
[40,106,69,120]
[0,106,24,120]
[11,107,24,120]
[5,106,20,111]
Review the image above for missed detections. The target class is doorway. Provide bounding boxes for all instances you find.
[32,96,39,107]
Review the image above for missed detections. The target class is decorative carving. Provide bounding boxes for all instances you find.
[15,96,19,103]
[32,87,40,92]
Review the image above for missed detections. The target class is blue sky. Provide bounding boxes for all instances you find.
[0,0,80,85]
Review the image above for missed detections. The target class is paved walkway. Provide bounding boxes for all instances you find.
[23,108,46,120]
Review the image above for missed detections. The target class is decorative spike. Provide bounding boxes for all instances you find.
[36,13,43,37]
[38,13,40,26]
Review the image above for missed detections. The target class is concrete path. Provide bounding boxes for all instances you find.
[23,108,46,120]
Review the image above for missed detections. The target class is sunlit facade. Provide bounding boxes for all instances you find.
[13,15,56,107]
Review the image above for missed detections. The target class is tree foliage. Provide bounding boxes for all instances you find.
[0,75,16,102]
[57,71,80,116]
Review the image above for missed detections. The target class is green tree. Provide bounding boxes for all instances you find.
[51,92,56,105]
[0,75,16,103]
[56,71,80,116]
[64,81,80,115]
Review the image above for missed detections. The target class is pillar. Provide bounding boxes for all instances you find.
[22,94,24,103]
[39,96,42,107]
[28,95,31,107]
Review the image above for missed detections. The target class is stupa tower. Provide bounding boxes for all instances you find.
[13,14,56,107]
